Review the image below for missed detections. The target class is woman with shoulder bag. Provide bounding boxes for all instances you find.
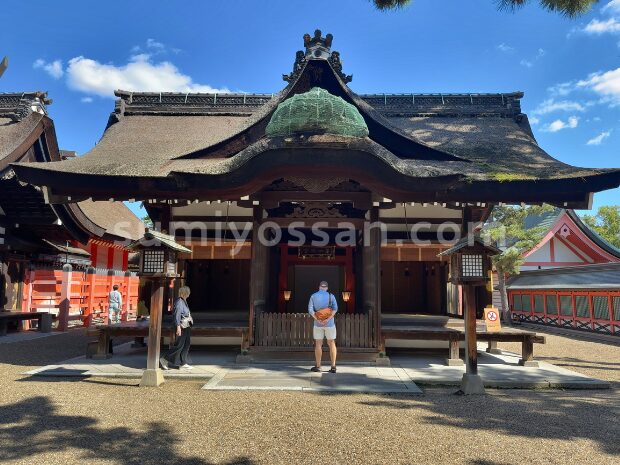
[159,286,193,370]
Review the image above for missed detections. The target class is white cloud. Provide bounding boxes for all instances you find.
[520,59,533,68]
[130,38,179,61]
[602,0,620,15]
[33,59,64,79]
[537,48,546,57]
[532,99,586,115]
[496,43,515,53]
[80,96,93,103]
[548,81,575,97]
[146,38,165,50]
[529,116,540,125]
[577,67,620,105]
[586,130,611,145]
[584,18,620,34]
[66,54,228,97]
[543,116,579,132]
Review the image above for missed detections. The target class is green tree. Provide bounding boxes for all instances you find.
[373,0,599,17]
[482,204,554,322]
[582,206,620,249]
[142,214,153,229]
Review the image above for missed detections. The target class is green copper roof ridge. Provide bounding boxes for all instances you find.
[265,87,369,138]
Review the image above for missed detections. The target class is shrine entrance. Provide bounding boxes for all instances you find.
[277,245,355,314]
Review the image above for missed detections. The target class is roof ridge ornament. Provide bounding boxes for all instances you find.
[283,29,352,84]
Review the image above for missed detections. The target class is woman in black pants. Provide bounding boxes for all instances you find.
[159,286,193,370]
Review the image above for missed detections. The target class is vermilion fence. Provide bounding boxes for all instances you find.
[509,289,620,335]
[21,267,139,330]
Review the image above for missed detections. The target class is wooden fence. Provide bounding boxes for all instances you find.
[254,312,373,348]
[510,289,620,335]
[21,268,139,330]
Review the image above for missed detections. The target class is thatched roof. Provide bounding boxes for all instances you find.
[10,44,620,207]
[0,92,143,244]
[76,199,144,242]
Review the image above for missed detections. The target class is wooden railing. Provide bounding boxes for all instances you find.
[254,312,373,348]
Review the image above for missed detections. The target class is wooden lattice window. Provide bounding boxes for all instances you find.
[521,294,532,312]
[613,296,620,322]
[593,296,610,320]
[546,295,558,315]
[513,294,522,311]
[560,295,573,316]
[575,295,591,318]
[534,295,545,314]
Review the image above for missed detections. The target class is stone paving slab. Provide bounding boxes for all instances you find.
[201,365,423,393]
[0,330,63,344]
[391,347,610,389]
[23,341,609,390]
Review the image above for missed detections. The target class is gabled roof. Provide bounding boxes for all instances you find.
[11,32,620,208]
[523,209,620,263]
[0,91,143,244]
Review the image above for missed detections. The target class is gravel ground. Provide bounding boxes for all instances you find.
[0,328,618,465]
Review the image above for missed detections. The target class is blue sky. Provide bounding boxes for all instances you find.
[1,0,618,218]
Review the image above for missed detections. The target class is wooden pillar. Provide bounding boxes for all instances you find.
[23,266,33,312]
[84,267,96,327]
[463,284,478,375]
[461,282,486,394]
[363,207,382,349]
[58,264,72,332]
[123,271,132,321]
[140,278,165,387]
[248,206,268,346]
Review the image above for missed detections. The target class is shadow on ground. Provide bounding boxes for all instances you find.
[0,396,253,465]
[356,389,620,457]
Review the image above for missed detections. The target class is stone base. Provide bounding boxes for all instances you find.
[486,348,502,355]
[446,358,464,366]
[519,360,540,368]
[140,368,165,387]
[375,356,391,367]
[236,354,253,364]
[460,373,486,395]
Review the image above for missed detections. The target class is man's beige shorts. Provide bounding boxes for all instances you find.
[313,326,337,340]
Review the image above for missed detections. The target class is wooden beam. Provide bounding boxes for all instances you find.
[255,191,372,209]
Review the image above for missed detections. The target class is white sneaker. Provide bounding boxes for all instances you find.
[181,364,194,370]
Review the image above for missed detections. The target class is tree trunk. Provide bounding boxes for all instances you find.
[497,269,511,325]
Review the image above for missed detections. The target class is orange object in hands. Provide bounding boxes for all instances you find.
[314,308,332,321]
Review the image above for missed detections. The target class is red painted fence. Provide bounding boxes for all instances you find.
[509,289,620,335]
[21,268,139,330]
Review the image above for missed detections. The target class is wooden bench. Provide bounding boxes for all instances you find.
[381,326,545,366]
[381,327,464,365]
[0,311,52,336]
[87,321,249,359]
[476,330,546,367]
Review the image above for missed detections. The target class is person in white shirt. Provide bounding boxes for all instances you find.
[108,284,122,324]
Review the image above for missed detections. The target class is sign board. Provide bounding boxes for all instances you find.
[484,306,502,332]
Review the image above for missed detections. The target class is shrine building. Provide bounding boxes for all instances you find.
[13,31,620,350]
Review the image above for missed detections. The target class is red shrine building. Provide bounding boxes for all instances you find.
[0,92,144,329]
[506,209,620,335]
[12,31,620,350]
